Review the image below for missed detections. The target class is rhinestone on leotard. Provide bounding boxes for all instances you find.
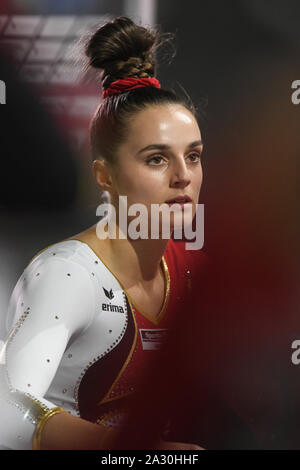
[73,291,129,415]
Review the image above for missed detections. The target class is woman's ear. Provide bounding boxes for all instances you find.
[92,159,113,192]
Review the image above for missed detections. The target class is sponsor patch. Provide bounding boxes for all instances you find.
[139,329,168,350]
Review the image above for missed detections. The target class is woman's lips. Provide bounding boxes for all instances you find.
[164,197,193,210]
[166,201,191,205]
[165,195,192,204]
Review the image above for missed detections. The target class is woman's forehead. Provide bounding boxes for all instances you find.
[125,104,201,149]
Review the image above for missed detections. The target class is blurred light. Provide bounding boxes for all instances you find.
[125,0,157,26]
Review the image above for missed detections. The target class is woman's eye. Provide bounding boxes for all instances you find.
[188,153,201,162]
[146,155,165,165]
[146,153,201,166]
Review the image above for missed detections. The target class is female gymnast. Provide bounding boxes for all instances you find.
[0,16,204,450]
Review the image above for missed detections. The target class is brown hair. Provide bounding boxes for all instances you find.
[84,16,197,165]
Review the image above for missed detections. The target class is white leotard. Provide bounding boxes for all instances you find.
[0,240,134,449]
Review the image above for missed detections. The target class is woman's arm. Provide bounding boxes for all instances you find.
[1,255,96,449]
[37,410,122,450]
[39,411,203,450]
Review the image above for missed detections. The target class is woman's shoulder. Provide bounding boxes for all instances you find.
[4,239,99,336]
[25,239,96,273]
[12,239,99,298]
[27,238,79,262]
[9,239,100,311]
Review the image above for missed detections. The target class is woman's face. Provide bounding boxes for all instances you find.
[103,103,203,236]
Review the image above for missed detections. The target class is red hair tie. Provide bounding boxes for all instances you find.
[102,77,161,98]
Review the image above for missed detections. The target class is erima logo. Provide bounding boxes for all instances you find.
[103,287,114,299]
[102,286,124,312]
[102,303,124,313]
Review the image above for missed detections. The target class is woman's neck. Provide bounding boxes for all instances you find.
[71,223,170,289]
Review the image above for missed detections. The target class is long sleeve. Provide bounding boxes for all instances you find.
[0,255,96,449]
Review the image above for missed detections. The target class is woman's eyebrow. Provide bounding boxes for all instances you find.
[137,139,203,154]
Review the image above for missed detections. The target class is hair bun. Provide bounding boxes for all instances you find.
[85,16,158,89]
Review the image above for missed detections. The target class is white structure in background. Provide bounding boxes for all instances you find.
[0,80,5,104]
[0,342,4,364]
[0,3,157,146]
[125,0,157,26]
[0,14,110,84]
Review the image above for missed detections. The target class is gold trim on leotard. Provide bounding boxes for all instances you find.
[32,406,67,450]
[67,238,171,326]
[96,296,138,407]
[23,237,171,427]
[25,236,171,326]
[125,255,170,326]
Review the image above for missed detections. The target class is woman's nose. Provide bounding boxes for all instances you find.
[170,158,191,188]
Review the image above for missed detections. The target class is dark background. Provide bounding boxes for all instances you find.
[0,0,299,449]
